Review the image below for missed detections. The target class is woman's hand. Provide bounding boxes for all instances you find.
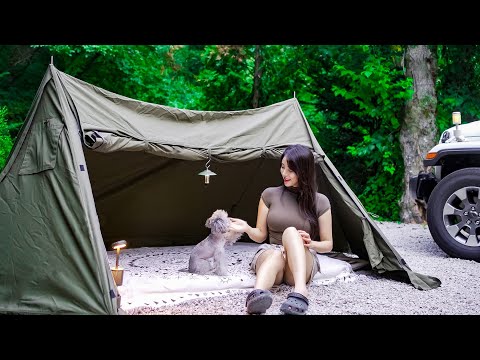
[298,229,313,248]
[229,218,249,233]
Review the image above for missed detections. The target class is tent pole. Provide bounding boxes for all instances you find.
[50,56,53,65]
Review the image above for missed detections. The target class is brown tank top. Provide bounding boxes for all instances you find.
[261,185,331,245]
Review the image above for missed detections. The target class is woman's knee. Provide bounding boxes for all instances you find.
[282,227,302,246]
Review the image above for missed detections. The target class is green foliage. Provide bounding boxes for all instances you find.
[436,45,480,133]
[358,170,403,221]
[0,106,13,171]
[265,46,330,136]
[0,46,52,137]
[195,45,255,110]
[329,46,412,221]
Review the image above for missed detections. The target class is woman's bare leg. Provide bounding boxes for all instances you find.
[254,249,285,290]
[245,249,285,314]
[281,227,314,297]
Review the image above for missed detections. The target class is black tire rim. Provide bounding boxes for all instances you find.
[443,186,480,247]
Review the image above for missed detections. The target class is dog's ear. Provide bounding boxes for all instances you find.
[205,216,213,229]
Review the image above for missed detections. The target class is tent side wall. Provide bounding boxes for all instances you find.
[51,65,120,314]
[0,66,119,314]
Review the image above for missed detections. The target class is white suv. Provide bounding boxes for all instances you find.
[409,114,480,261]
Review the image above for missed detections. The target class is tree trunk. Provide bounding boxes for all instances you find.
[399,45,438,223]
[252,45,263,108]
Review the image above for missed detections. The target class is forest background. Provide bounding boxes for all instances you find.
[0,45,476,223]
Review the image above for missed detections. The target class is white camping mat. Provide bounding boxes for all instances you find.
[107,243,357,311]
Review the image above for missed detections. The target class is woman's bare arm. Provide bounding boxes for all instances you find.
[229,197,269,243]
[299,209,333,253]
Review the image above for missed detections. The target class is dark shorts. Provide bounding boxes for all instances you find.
[249,243,321,284]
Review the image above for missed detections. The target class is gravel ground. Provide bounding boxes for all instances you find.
[125,221,480,315]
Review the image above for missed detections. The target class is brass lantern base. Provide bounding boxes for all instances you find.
[111,267,124,286]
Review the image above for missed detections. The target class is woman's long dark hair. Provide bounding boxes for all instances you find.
[281,144,319,241]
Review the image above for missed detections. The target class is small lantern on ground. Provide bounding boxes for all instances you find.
[111,240,127,286]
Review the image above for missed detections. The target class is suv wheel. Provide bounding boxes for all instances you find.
[427,167,480,262]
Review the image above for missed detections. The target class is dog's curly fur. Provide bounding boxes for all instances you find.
[188,209,243,276]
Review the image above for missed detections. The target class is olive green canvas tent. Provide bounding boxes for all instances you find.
[0,64,441,315]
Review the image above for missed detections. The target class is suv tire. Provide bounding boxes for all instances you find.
[427,167,480,262]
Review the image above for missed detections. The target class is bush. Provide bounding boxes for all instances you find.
[0,106,13,171]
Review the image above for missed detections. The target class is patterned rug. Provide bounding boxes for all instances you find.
[106,242,357,313]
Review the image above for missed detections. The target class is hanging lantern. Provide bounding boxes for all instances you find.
[198,156,217,184]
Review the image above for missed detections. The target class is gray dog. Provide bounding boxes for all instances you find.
[188,209,243,276]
